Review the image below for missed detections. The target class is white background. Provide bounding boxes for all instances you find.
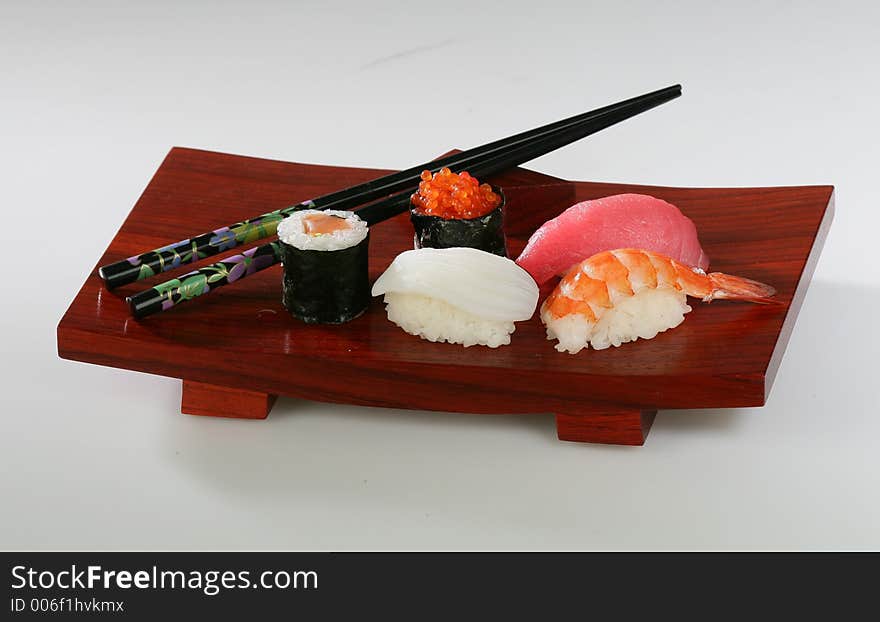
[2,1,877,549]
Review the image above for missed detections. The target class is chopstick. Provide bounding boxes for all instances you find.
[99,85,682,289]
[125,85,683,318]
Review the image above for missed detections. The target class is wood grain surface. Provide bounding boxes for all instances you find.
[56,147,833,445]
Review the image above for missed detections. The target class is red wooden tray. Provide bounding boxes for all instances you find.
[57,147,833,445]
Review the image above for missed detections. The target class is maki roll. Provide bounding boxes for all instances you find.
[277,210,370,324]
[410,168,507,257]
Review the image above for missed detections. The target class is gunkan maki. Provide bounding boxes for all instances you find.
[277,210,370,324]
[409,168,507,257]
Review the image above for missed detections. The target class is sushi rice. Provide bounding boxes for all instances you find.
[383,293,517,348]
[543,287,692,353]
[277,209,368,251]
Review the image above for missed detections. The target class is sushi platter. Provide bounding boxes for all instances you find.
[57,146,832,445]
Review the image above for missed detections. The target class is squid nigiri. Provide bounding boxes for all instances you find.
[541,248,776,354]
[372,247,539,348]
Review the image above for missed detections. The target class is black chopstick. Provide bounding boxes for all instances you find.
[100,85,682,289]
[125,85,683,318]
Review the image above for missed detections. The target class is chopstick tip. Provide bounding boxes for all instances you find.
[123,295,140,318]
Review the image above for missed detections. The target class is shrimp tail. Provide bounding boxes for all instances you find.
[705,272,777,303]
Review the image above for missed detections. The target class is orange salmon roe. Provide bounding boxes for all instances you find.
[411,167,501,219]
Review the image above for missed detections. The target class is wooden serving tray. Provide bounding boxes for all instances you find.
[57,147,833,445]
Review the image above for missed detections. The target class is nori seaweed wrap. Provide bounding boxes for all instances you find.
[277,210,370,324]
[410,186,507,257]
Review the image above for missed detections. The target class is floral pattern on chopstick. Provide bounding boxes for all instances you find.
[123,211,293,273]
[103,201,315,288]
[128,242,284,318]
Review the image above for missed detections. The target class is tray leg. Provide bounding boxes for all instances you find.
[555,409,657,446]
[181,380,277,420]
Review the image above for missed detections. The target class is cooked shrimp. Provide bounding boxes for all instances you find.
[541,248,776,353]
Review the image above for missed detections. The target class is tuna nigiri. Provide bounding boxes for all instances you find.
[541,248,776,354]
[516,194,709,284]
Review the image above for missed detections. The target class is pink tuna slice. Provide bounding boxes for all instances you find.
[515,193,709,284]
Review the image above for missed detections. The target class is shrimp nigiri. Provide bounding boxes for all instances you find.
[541,249,776,354]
